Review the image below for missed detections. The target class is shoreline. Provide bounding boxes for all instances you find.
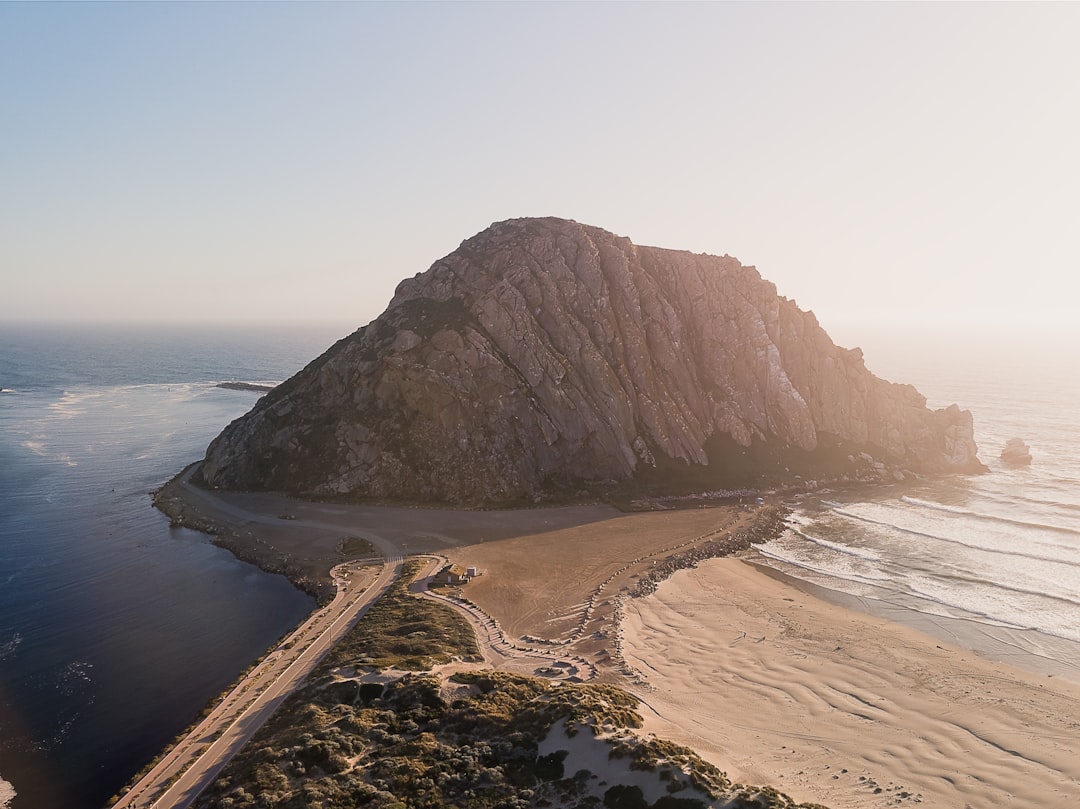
[152,464,338,604]
[621,555,1080,808]
[750,554,1080,685]
[144,469,1080,807]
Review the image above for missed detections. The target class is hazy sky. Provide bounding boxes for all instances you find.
[3,2,1078,336]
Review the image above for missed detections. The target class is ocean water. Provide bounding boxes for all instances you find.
[0,324,348,809]
[755,325,1080,679]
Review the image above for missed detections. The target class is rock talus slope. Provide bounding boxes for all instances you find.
[201,218,984,504]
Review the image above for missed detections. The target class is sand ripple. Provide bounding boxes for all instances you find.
[621,557,1080,809]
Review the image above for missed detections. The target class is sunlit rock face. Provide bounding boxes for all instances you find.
[201,217,985,504]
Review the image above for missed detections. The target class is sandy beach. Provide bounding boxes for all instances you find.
[155,473,1080,808]
[621,556,1080,808]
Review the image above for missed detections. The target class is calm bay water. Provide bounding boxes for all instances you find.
[0,324,349,809]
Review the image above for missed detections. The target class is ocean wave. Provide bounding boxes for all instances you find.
[113,381,200,393]
[210,379,282,388]
[47,381,220,405]
[764,529,1080,643]
[900,495,1080,538]
[913,560,1080,611]
[830,507,943,542]
[780,522,1080,608]
[831,506,1080,567]
[760,549,1080,645]
[101,380,278,395]
[756,542,892,587]
[897,583,1047,635]
[999,582,1080,616]
[969,487,1080,517]
[788,527,883,562]
[1039,472,1080,489]
[900,580,1080,644]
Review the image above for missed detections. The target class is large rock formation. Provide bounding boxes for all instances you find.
[201,217,984,505]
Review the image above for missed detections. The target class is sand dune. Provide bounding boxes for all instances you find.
[621,557,1080,809]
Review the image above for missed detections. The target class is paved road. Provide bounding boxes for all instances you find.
[109,475,403,809]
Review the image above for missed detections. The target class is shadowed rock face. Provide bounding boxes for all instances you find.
[201,217,984,505]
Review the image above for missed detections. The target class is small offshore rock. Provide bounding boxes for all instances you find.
[1000,438,1032,466]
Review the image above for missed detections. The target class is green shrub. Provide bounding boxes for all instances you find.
[534,749,569,781]
[604,784,648,809]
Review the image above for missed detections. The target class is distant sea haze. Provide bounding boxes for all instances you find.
[0,324,343,809]
[1,322,1077,808]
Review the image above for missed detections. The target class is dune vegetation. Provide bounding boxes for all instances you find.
[195,561,826,809]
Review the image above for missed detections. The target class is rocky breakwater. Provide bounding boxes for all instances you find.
[200,217,985,505]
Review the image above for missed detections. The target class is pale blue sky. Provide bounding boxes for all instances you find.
[3,2,1078,336]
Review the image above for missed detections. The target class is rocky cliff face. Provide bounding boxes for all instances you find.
[201,217,984,505]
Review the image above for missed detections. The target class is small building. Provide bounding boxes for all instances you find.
[432,563,470,587]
